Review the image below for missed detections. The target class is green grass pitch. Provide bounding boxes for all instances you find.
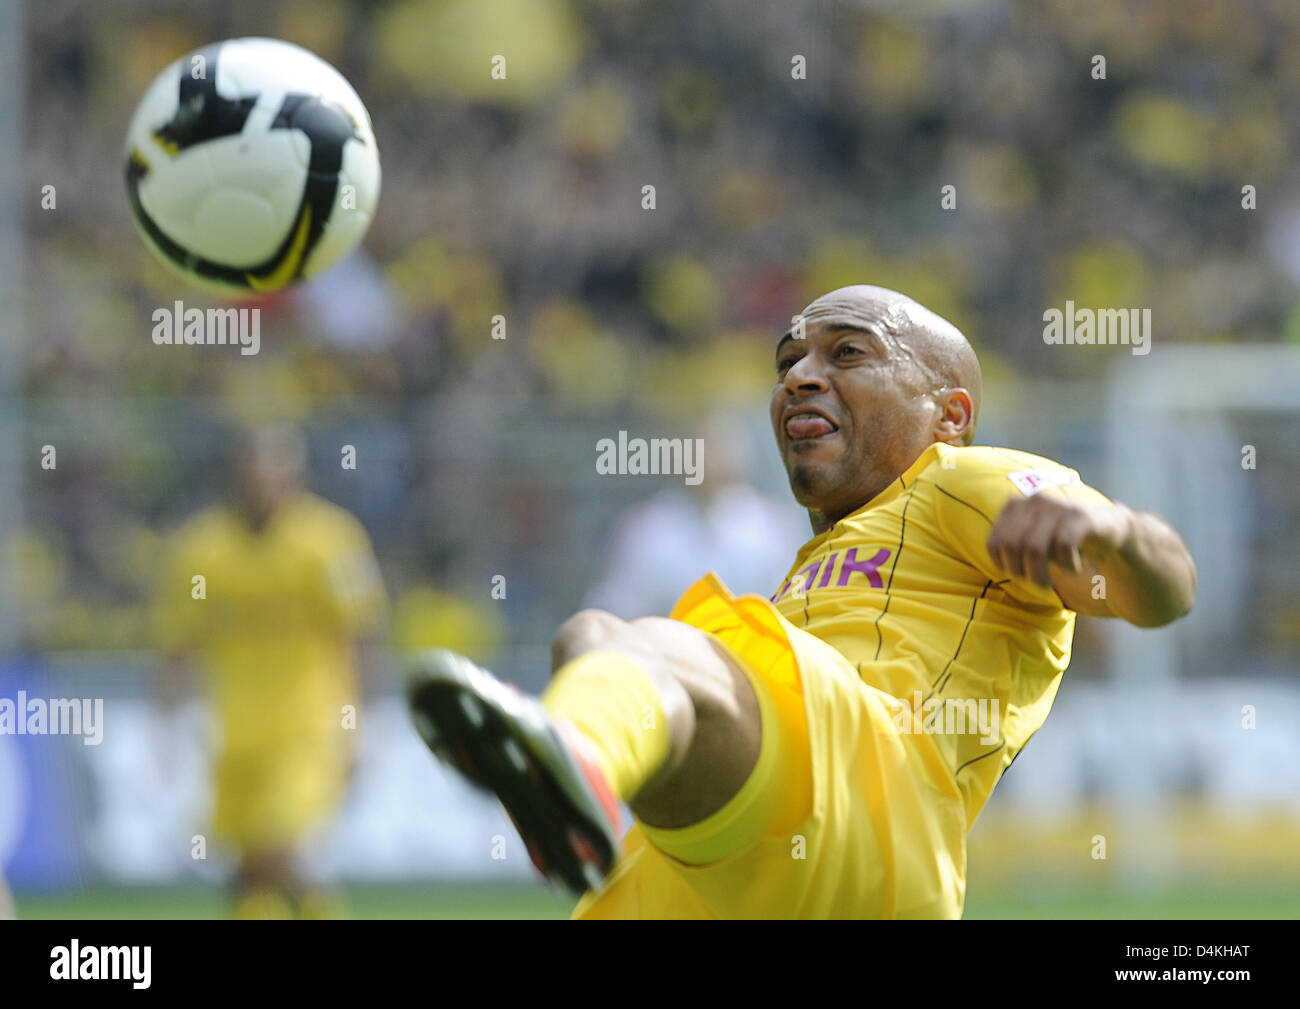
[14,882,1300,920]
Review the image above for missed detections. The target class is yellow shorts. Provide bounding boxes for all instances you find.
[572,573,967,919]
[213,740,350,853]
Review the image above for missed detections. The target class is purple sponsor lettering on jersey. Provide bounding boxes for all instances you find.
[836,547,891,589]
[770,547,893,601]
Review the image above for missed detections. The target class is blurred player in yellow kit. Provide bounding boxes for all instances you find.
[156,425,386,919]
[407,285,1197,918]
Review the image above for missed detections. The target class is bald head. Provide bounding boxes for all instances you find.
[772,285,983,531]
[796,285,982,444]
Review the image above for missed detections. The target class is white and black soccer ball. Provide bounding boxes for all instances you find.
[124,37,381,295]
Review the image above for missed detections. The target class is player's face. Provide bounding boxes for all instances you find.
[236,452,298,523]
[770,317,938,524]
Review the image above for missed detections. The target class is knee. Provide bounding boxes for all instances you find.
[551,609,628,670]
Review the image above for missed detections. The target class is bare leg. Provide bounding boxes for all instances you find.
[551,609,762,830]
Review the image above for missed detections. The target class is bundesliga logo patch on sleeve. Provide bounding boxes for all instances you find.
[1007,468,1077,497]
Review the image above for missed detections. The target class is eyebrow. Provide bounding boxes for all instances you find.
[774,321,886,359]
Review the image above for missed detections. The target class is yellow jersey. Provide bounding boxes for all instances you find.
[154,491,387,754]
[770,441,1111,826]
[573,442,1113,918]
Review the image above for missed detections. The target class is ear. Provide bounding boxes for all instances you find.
[933,388,974,445]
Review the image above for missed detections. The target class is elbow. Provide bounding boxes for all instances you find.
[1134,561,1197,629]
[1174,552,1198,623]
[1160,591,1196,627]
[1127,602,1191,630]
[1127,609,1181,630]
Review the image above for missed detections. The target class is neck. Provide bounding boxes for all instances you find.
[808,504,865,536]
[805,473,902,535]
[238,499,280,531]
[807,509,832,536]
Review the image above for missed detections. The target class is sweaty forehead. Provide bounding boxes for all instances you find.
[801,294,911,332]
[776,306,913,360]
[780,287,919,342]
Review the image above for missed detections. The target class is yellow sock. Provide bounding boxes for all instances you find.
[542,650,671,801]
[639,653,810,865]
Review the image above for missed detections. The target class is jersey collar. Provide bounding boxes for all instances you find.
[793,442,951,558]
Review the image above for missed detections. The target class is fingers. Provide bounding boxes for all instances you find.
[988,499,1037,582]
[1051,512,1092,572]
[1021,507,1061,587]
[987,497,1091,587]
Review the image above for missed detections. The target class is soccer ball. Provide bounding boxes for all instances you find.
[123,37,381,295]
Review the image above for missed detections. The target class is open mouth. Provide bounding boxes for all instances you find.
[785,412,839,441]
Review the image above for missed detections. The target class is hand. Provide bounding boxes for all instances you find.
[986,496,1134,588]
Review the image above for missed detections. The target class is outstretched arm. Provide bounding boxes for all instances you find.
[986,496,1197,628]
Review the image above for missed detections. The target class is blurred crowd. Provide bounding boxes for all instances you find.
[11,0,1300,670]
